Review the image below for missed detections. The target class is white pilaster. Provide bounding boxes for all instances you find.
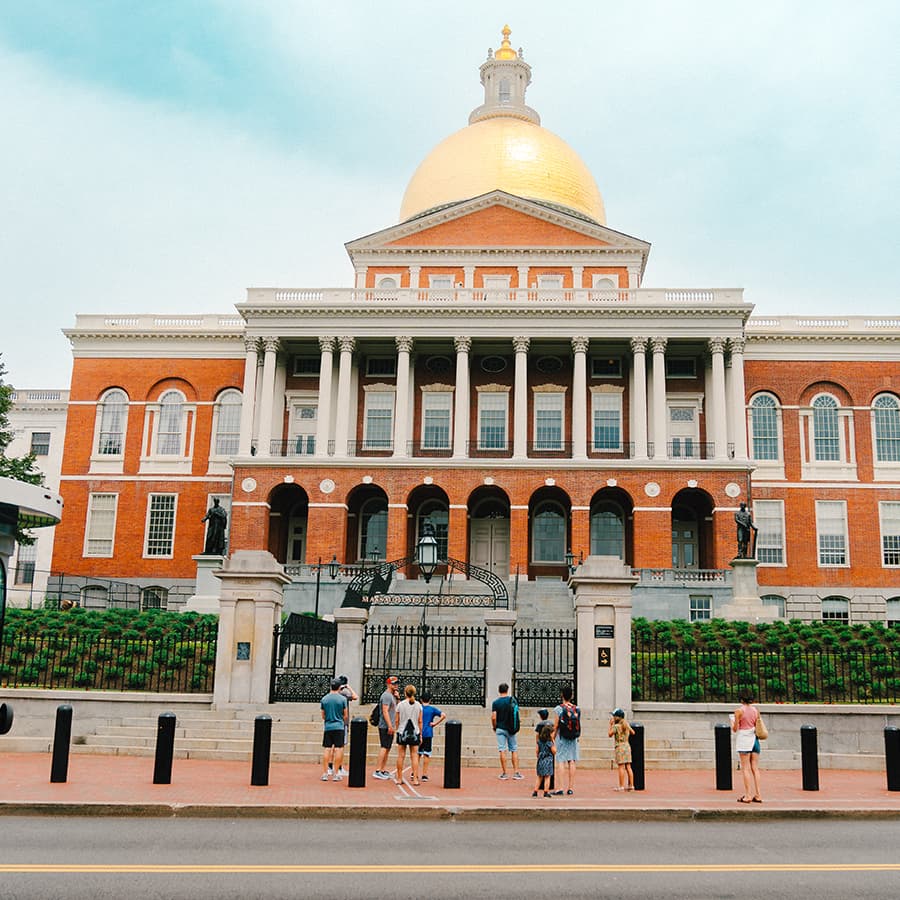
[238,338,259,456]
[572,265,584,291]
[252,353,264,450]
[517,265,530,291]
[453,336,471,458]
[354,268,366,289]
[393,336,413,458]
[728,338,748,460]
[409,265,421,292]
[255,338,280,458]
[630,337,648,460]
[572,336,589,460]
[333,336,356,458]
[650,337,668,459]
[316,337,336,458]
[513,336,530,459]
[709,337,728,459]
[463,266,475,289]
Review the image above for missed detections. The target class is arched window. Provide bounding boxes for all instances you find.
[749,393,780,461]
[532,501,566,563]
[417,500,449,562]
[81,585,108,609]
[887,597,900,628]
[498,78,511,103]
[141,586,168,610]
[156,391,185,455]
[97,389,128,456]
[213,389,242,456]
[812,395,840,461]
[360,498,387,561]
[376,276,397,290]
[821,596,849,623]
[590,502,624,558]
[761,594,786,618]
[873,394,900,462]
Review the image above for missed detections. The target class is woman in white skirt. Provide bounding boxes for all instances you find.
[732,692,762,803]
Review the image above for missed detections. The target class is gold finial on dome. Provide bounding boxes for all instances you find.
[495,24,517,60]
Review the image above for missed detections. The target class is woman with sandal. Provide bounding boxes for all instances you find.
[732,692,763,803]
[394,684,424,786]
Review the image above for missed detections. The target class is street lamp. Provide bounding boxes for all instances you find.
[313,555,341,618]
[417,522,439,584]
[566,548,583,575]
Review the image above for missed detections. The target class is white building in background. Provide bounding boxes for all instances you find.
[6,389,69,608]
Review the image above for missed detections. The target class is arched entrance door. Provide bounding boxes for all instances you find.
[469,493,510,578]
[671,508,698,568]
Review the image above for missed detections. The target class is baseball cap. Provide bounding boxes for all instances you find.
[611,708,625,718]
[386,675,399,685]
[330,677,343,690]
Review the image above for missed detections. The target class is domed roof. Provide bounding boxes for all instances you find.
[399,27,605,225]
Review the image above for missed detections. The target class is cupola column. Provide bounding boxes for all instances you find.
[255,339,281,458]
[333,337,356,458]
[650,338,668,459]
[572,337,589,460]
[708,338,728,460]
[513,336,530,459]
[315,337,336,458]
[453,336,472,458]
[393,336,414,458]
[727,338,748,460]
[238,337,260,456]
[630,338,648,460]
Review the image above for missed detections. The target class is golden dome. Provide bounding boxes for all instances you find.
[399,116,606,224]
[495,24,517,60]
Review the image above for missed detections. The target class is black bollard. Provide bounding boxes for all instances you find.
[348,716,368,788]
[443,719,462,789]
[250,715,272,786]
[0,702,13,735]
[153,712,176,785]
[49,704,73,784]
[801,725,819,791]
[714,723,732,791]
[630,722,645,791]
[886,726,900,792]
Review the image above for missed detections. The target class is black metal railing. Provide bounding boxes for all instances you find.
[407,440,453,458]
[666,441,716,460]
[466,441,513,458]
[269,438,316,457]
[587,441,635,458]
[527,440,573,458]
[0,625,216,692]
[39,573,194,611]
[347,440,394,456]
[513,627,577,706]
[632,639,900,704]
[269,614,337,702]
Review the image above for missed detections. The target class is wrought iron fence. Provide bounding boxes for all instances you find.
[269,614,337,702]
[513,627,577,706]
[0,625,216,692]
[632,639,900,703]
[362,623,487,705]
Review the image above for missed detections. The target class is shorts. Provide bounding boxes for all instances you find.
[322,730,345,749]
[378,727,393,750]
[496,728,518,753]
[556,735,580,763]
[419,736,433,757]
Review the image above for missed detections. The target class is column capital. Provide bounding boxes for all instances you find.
[729,337,746,355]
[244,336,260,355]
[318,336,336,354]
[338,336,356,354]
[650,337,668,355]
[395,336,414,354]
[513,336,531,354]
[708,336,727,355]
[630,336,648,355]
[571,336,589,354]
[454,336,472,354]
[263,338,281,355]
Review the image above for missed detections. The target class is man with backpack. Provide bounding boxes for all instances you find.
[552,685,581,795]
[490,682,523,780]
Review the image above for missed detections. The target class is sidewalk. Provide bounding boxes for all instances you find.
[1,752,897,819]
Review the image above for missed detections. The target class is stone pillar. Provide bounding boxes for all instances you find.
[630,338,648,460]
[333,606,369,697]
[517,265,529,291]
[453,336,471,458]
[333,336,356,458]
[238,338,259,456]
[708,337,728,459]
[185,555,225,613]
[512,336,530,460]
[484,609,517,708]
[212,551,289,707]
[255,338,280,457]
[718,558,778,622]
[570,556,638,713]
[393,336,413,458]
[463,266,474,289]
[728,338,748,460]
[572,336,589,460]
[354,267,366,289]
[252,352,264,449]
[315,337,336,458]
[650,337,667,459]
[572,265,584,290]
[409,265,421,291]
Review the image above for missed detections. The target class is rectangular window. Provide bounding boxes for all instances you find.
[422,393,452,449]
[880,501,900,566]
[428,275,454,290]
[365,357,396,378]
[666,358,696,378]
[30,432,50,456]
[816,500,848,566]
[291,403,317,455]
[292,356,319,376]
[14,544,37,585]
[690,595,712,621]
[478,393,508,450]
[536,274,564,289]
[363,392,394,450]
[591,357,622,378]
[754,500,785,565]
[592,393,622,450]
[145,494,176,558]
[533,393,564,450]
[85,493,117,557]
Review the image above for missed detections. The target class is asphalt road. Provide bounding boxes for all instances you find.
[2,817,900,899]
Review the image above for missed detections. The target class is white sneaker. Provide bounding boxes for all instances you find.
[498,773,509,780]
[320,773,330,781]
[513,772,524,780]
[338,768,348,777]
[333,774,343,782]
[372,770,389,780]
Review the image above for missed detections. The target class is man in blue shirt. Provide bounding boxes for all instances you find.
[419,690,446,782]
[320,678,349,781]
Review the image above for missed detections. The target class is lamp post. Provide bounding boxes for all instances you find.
[313,554,341,618]
[417,522,439,584]
[566,548,583,575]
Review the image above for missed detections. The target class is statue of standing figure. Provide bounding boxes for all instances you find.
[734,501,758,559]
[201,498,228,556]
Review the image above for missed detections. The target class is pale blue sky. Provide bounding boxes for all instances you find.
[2,1,898,388]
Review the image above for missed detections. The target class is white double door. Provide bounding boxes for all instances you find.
[469,518,510,578]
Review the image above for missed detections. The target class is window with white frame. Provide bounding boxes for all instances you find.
[141,586,168,610]
[81,585,108,609]
[531,501,566,563]
[887,597,900,628]
[292,356,319,376]
[290,399,317,455]
[212,389,242,456]
[421,392,452,449]
[363,392,394,450]
[761,594,786,618]
[816,500,848,566]
[880,502,900,566]
[690,595,712,621]
[478,392,508,449]
[482,275,510,292]
[592,392,622,451]
[822,596,849,623]
[591,275,617,290]
[365,357,396,378]
[96,389,128,456]
[428,275,454,290]
[754,500,785,565]
[749,393,781,461]
[666,358,696,379]
[30,432,50,456]
[536,274,564,290]
[873,394,900,462]
[811,394,841,461]
[156,390,185,455]
[375,275,398,290]
[14,543,36,585]
[145,494,177,558]
[84,494,117,557]
[533,393,564,450]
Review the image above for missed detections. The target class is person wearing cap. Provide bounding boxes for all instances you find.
[373,675,399,780]
[608,707,635,791]
[320,677,349,781]
[328,674,359,778]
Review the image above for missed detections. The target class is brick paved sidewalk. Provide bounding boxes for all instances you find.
[1,752,897,818]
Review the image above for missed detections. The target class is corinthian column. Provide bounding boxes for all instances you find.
[728,337,748,460]
[630,337,648,460]
[315,337,336,457]
[255,338,280,457]
[238,337,260,456]
[708,337,728,459]
[453,336,471,458]
[650,338,668,459]
[572,336,589,460]
[333,336,356,458]
[513,336,530,459]
[393,336,413,458]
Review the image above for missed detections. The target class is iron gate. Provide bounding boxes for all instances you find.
[512,627,577,706]
[269,613,337,702]
[362,623,487,705]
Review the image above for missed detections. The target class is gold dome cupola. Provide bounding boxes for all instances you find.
[468,25,541,126]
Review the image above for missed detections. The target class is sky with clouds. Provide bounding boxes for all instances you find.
[2,0,898,389]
